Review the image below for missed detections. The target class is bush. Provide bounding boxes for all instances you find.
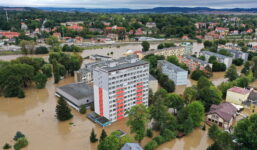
[13,137,28,150]
[79,104,87,114]
[232,58,244,66]
[3,143,11,149]
[191,70,207,81]
[13,131,25,141]
[35,46,49,54]
[160,129,176,141]
[144,140,158,150]
[153,136,165,145]
[146,128,153,138]
[212,62,226,72]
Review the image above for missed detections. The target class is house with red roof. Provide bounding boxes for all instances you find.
[67,24,84,31]
[215,27,229,34]
[105,25,125,30]
[0,32,20,39]
[207,102,237,129]
[246,29,253,34]
[53,32,61,39]
[226,87,251,105]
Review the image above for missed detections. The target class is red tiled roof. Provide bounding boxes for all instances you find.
[228,87,250,95]
[67,24,84,31]
[0,32,20,39]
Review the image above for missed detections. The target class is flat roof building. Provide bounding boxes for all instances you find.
[56,83,94,111]
[157,60,188,85]
[200,51,233,68]
[218,48,248,62]
[181,56,212,72]
[93,55,149,122]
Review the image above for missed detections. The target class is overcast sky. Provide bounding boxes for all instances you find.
[1,0,257,9]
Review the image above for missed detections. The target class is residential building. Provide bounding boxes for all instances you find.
[74,61,107,84]
[207,102,237,129]
[21,22,28,30]
[139,46,185,59]
[146,22,157,28]
[56,83,94,111]
[61,21,84,26]
[0,32,20,39]
[215,27,229,34]
[180,42,193,55]
[53,32,61,40]
[157,60,188,85]
[226,87,251,105]
[200,51,233,68]
[67,24,84,31]
[244,90,257,106]
[121,143,143,150]
[181,56,212,72]
[149,75,158,93]
[195,22,206,29]
[218,48,248,62]
[89,54,112,61]
[93,55,149,122]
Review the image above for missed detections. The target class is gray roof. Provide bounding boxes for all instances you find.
[208,102,237,122]
[58,83,93,100]
[91,54,112,59]
[121,143,143,150]
[102,60,148,72]
[158,60,187,72]
[248,91,257,100]
[201,51,232,59]
[184,55,210,65]
[149,75,157,81]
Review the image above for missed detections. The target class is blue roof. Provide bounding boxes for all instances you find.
[121,143,143,150]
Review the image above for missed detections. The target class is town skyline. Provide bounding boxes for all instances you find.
[1,0,257,9]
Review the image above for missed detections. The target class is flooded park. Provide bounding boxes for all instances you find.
[0,42,215,150]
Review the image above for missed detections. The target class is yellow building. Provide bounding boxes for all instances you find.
[138,46,185,59]
[226,87,251,105]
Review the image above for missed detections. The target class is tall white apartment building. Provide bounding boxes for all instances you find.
[93,55,149,122]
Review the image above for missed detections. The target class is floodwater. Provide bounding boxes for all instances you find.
[0,77,213,150]
[0,42,214,150]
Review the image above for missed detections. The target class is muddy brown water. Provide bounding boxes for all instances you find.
[0,43,214,150]
[0,76,213,150]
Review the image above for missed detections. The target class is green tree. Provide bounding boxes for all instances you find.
[3,143,11,149]
[212,62,226,72]
[197,76,213,90]
[225,65,239,81]
[198,56,206,61]
[167,56,179,65]
[79,104,87,114]
[46,36,60,47]
[187,101,205,127]
[90,129,98,143]
[35,46,49,54]
[33,72,47,89]
[208,56,217,63]
[198,86,222,111]
[144,141,158,150]
[142,41,150,52]
[13,131,25,141]
[41,64,52,77]
[183,87,198,104]
[55,98,73,121]
[218,49,232,57]
[100,129,108,142]
[146,129,153,138]
[191,69,207,81]
[52,60,60,84]
[20,40,36,55]
[234,114,257,150]
[232,58,244,66]
[166,93,185,113]
[127,104,149,143]
[13,137,28,150]
[241,61,251,75]
[252,56,257,78]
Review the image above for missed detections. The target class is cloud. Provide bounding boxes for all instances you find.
[0,0,257,8]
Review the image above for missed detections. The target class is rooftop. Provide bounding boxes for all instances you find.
[208,102,237,122]
[184,55,210,65]
[158,60,187,73]
[121,143,143,150]
[228,87,251,95]
[149,75,157,81]
[143,46,184,55]
[96,55,149,72]
[201,50,232,59]
[57,83,93,100]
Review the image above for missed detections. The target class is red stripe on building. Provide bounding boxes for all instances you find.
[99,88,103,116]
[116,88,124,120]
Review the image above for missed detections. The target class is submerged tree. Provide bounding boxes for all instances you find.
[90,129,98,143]
[55,98,73,121]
